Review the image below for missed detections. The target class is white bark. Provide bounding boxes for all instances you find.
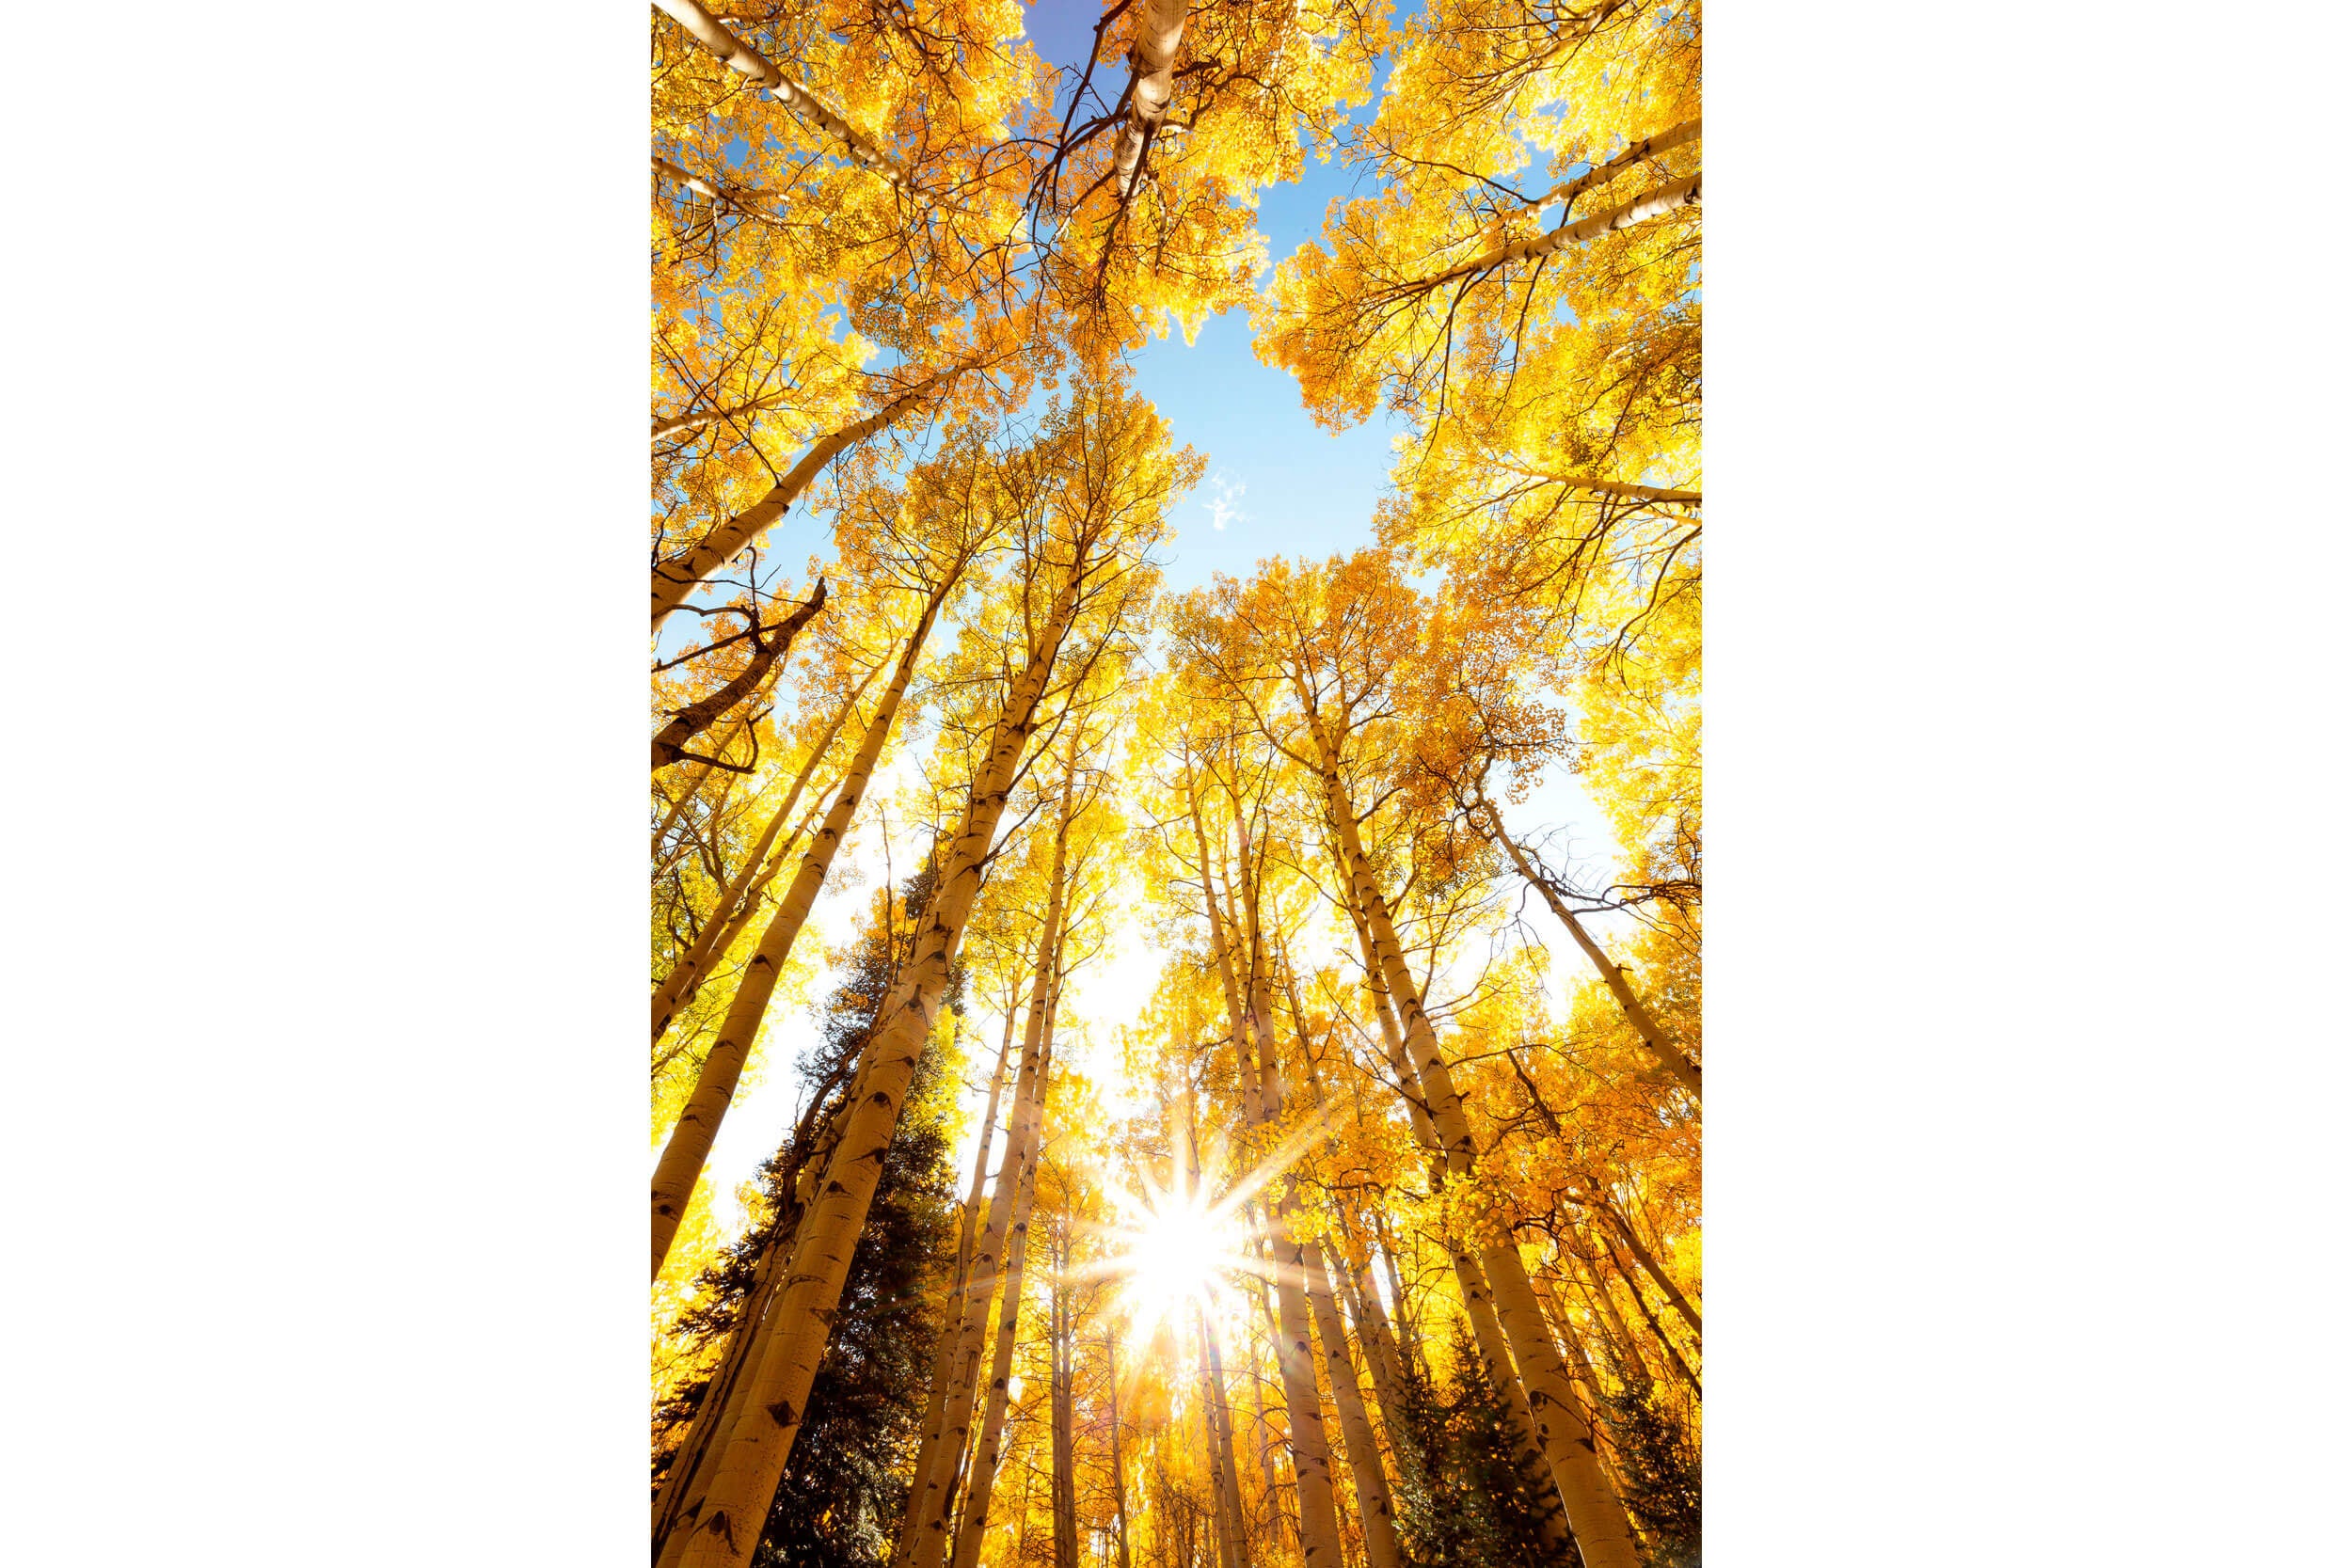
[1399,170,1700,300]
[1110,0,1188,196]
[651,0,914,193]
[1517,119,1700,215]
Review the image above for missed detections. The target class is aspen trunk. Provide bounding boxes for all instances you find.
[652,1210,788,1557]
[1480,788,1700,1098]
[650,372,954,630]
[649,802,803,1050]
[1329,1204,1412,1457]
[1226,819,1345,1568]
[891,1000,1024,1568]
[653,384,793,442]
[1198,1299,1249,1568]
[1518,118,1702,216]
[1184,1099,1250,1568]
[650,586,948,1277]
[901,789,1073,1568]
[1303,1237,1403,1568]
[1244,1278,1284,1551]
[652,672,874,1045]
[1327,832,1568,1545]
[1311,724,1640,1568]
[650,0,914,191]
[1050,1230,1077,1568]
[652,152,722,205]
[1111,0,1188,196]
[652,740,735,861]
[1106,1329,1133,1568]
[651,581,826,770]
[674,565,1090,1568]
[653,1067,855,1562]
[1595,1193,1701,1335]
[1400,170,1700,299]
[947,1033,1056,1568]
[1599,1230,1701,1395]
[1536,472,1703,506]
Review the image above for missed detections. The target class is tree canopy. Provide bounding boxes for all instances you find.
[649,6,1701,1566]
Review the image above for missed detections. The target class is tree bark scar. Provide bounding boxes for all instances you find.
[767,1398,797,1427]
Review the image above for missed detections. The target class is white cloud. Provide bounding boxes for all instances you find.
[1202,471,1248,532]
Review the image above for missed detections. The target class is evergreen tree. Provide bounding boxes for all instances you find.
[1594,1361,1702,1568]
[657,857,967,1568]
[1390,1320,1577,1568]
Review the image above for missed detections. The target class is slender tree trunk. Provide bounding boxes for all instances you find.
[650,0,914,191]
[1518,118,1702,215]
[651,582,949,1277]
[653,383,793,441]
[1593,1191,1701,1335]
[651,581,826,770]
[947,1030,1057,1568]
[1532,471,1704,506]
[1398,171,1700,300]
[1110,0,1188,196]
[1310,722,1640,1568]
[1225,819,1345,1568]
[1198,1299,1248,1568]
[1184,1096,1249,1568]
[674,564,1091,1568]
[653,1065,854,1563]
[1565,1243,1652,1390]
[892,998,1024,1568]
[902,786,1074,1568]
[1106,1329,1133,1568]
[1303,1238,1403,1568]
[1599,1230,1701,1395]
[650,372,955,630]
[652,671,874,1044]
[1479,786,1700,1098]
[1328,1204,1411,1459]
[651,1212,787,1557]
[1327,843,1564,1545]
[1051,1222,1078,1568]
[652,740,734,861]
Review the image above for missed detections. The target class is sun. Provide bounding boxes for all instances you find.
[1104,1169,1254,1350]
[1123,1190,1227,1307]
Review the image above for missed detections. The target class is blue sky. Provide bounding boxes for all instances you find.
[1020,0,1414,592]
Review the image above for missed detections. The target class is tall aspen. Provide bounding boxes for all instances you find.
[892,995,1025,1568]
[650,0,915,191]
[672,419,1158,1564]
[651,581,827,769]
[650,367,973,630]
[1110,0,1189,197]
[1216,800,1345,1568]
[651,574,960,1278]
[947,1005,1058,1568]
[1311,723,1639,1568]
[1477,783,1700,1098]
[901,782,1073,1568]
[651,665,877,1046]
[1105,1327,1133,1568]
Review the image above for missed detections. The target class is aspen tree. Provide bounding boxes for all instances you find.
[894,988,1025,1559]
[674,387,1190,1568]
[650,664,879,1045]
[651,581,950,1277]
[947,975,1061,1568]
[651,580,827,770]
[650,362,980,631]
[903,777,1075,1568]
[651,0,916,191]
[1474,783,1700,1099]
